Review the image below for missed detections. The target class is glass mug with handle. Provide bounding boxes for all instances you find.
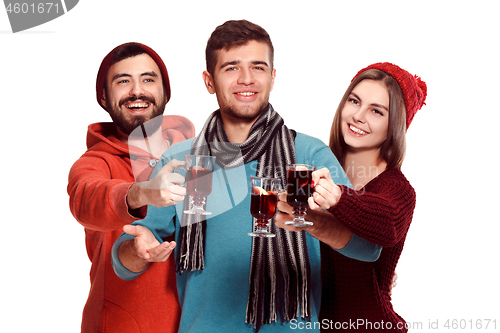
[174,155,216,215]
[285,164,316,226]
[248,176,281,237]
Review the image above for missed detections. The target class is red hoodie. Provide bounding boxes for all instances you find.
[68,115,195,333]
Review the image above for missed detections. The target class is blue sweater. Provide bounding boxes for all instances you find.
[112,133,381,332]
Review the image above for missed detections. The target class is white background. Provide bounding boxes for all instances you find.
[1,1,499,332]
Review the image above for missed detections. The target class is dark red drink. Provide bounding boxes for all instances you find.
[251,191,278,222]
[186,167,213,198]
[286,169,314,207]
[248,178,281,237]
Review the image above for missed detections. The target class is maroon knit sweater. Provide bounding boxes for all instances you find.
[320,168,416,332]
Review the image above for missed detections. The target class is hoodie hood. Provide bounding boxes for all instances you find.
[86,115,195,159]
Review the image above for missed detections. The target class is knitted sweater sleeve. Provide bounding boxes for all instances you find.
[328,169,416,247]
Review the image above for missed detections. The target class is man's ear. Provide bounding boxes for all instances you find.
[100,89,108,109]
[270,68,276,91]
[202,71,216,94]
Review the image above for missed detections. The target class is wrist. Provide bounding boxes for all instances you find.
[127,183,144,210]
[118,239,150,273]
[306,210,352,249]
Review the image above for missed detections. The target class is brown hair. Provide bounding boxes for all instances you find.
[329,69,407,169]
[205,20,274,76]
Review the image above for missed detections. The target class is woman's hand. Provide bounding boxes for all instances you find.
[308,167,342,210]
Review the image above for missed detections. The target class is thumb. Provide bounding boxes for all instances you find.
[164,159,186,173]
[312,167,332,185]
[123,224,142,236]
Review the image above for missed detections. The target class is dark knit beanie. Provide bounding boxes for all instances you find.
[354,62,427,130]
[96,42,171,112]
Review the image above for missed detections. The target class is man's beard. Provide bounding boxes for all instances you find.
[220,101,270,122]
[108,94,166,136]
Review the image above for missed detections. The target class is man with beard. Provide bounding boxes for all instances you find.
[112,21,381,332]
[67,42,195,333]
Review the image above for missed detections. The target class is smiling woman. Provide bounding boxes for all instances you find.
[341,79,390,155]
[330,67,409,172]
[305,62,427,332]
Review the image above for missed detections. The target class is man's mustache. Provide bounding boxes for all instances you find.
[119,95,156,107]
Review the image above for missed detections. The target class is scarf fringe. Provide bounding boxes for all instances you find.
[176,222,205,273]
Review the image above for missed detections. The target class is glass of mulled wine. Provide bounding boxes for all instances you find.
[248,177,281,237]
[175,155,216,215]
[285,164,316,226]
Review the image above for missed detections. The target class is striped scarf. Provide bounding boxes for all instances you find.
[176,104,311,331]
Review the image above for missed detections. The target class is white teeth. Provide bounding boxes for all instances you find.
[127,103,149,109]
[350,125,368,135]
[238,92,255,96]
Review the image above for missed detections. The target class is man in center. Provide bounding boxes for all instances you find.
[112,20,381,332]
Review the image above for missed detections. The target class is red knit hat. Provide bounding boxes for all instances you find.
[353,62,427,130]
[96,42,171,112]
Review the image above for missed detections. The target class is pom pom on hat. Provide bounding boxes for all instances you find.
[354,62,427,130]
[96,42,171,112]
